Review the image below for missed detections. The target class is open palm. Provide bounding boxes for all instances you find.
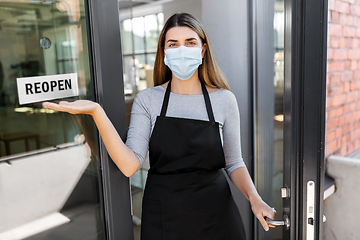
[43,100,100,115]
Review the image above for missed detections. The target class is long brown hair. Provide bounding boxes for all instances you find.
[153,13,230,90]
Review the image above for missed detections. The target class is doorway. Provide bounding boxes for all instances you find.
[117,0,328,240]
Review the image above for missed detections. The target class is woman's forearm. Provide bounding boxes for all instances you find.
[92,105,139,177]
[230,166,275,231]
[229,167,262,204]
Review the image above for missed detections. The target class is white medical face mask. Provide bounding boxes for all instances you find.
[164,46,203,80]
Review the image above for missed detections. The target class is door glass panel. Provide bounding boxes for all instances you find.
[0,1,105,239]
[273,0,285,239]
[254,0,285,239]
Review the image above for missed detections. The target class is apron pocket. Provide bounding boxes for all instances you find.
[141,198,163,240]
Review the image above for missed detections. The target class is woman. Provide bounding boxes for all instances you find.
[44,13,275,240]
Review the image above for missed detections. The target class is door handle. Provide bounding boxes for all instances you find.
[265,215,290,230]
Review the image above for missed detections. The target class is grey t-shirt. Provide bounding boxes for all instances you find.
[125,85,246,175]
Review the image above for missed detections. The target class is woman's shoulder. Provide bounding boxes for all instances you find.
[135,85,165,101]
[131,86,165,115]
[212,88,237,103]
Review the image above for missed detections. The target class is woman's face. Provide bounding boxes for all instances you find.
[164,26,207,58]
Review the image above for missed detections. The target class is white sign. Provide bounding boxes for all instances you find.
[16,73,79,105]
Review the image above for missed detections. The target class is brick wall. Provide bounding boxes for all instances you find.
[326,0,360,157]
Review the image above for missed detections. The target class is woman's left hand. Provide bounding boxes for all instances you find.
[250,197,276,231]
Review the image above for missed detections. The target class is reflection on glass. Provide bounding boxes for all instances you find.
[0,1,105,239]
[272,0,284,239]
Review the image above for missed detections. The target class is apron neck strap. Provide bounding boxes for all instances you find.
[160,80,216,123]
[160,80,172,117]
[201,81,216,123]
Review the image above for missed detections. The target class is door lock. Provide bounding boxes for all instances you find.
[281,187,290,198]
[265,215,290,230]
[306,180,315,240]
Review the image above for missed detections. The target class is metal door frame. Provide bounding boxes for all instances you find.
[283,0,328,239]
[86,0,133,239]
[251,0,328,239]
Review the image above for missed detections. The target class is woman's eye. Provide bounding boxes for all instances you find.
[187,41,196,46]
[169,43,177,47]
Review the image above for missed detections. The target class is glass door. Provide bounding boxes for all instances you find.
[0,1,106,239]
[252,0,286,239]
[254,0,328,239]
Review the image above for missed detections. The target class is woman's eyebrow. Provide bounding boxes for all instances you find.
[166,38,198,43]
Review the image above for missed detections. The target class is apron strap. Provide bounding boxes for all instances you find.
[160,80,216,123]
[200,81,216,123]
[160,80,172,117]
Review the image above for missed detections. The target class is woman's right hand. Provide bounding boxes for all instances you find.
[43,100,100,116]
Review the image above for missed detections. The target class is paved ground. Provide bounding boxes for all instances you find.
[24,204,105,240]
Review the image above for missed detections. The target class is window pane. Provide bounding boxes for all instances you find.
[121,19,133,54]
[146,53,156,67]
[132,17,145,52]
[145,15,159,52]
[123,55,137,96]
[135,54,146,67]
[158,13,164,32]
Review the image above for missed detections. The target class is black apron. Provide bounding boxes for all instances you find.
[141,80,246,240]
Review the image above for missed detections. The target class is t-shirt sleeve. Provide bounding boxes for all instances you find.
[222,91,247,176]
[125,90,152,168]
